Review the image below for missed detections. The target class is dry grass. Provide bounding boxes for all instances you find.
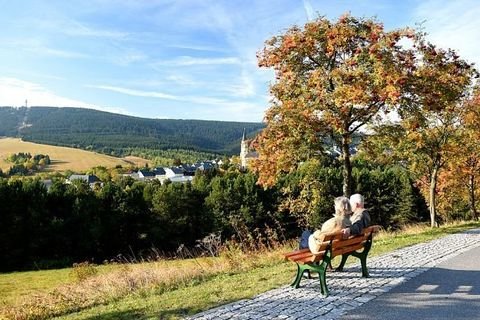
[0,138,151,172]
[0,248,285,320]
[122,156,151,168]
[2,221,479,320]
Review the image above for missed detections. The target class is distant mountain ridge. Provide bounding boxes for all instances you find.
[0,107,264,156]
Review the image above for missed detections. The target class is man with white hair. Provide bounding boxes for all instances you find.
[341,193,371,237]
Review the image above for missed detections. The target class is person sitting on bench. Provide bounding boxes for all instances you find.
[341,193,371,237]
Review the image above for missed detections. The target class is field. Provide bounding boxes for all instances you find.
[1,221,479,320]
[0,138,151,172]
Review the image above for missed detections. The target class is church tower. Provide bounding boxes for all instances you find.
[240,128,248,169]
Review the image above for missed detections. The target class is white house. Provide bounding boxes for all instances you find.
[138,169,156,181]
[163,167,193,183]
[67,174,102,188]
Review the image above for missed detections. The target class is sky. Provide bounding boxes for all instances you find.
[1,0,480,122]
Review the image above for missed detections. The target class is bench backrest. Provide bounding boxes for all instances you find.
[331,225,379,257]
[285,225,380,264]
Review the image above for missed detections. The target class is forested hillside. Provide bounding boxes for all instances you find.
[0,107,264,156]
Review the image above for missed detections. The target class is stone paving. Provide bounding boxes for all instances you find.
[188,229,480,320]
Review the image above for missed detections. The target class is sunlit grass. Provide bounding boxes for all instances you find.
[0,138,151,172]
[1,220,479,320]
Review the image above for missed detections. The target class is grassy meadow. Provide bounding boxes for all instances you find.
[0,138,151,172]
[1,221,479,320]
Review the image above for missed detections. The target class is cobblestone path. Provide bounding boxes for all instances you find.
[188,229,480,320]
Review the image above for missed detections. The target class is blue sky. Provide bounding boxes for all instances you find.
[1,0,479,122]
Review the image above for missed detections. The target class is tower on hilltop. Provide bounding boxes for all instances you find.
[240,128,258,170]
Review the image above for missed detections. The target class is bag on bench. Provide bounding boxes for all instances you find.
[299,229,312,249]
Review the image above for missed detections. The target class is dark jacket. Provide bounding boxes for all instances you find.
[349,209,371,236]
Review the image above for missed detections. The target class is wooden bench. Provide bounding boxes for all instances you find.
[284,225,380,296]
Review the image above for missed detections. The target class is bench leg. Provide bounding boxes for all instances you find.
[291,264,303,288]
[358,237,373,277]
[291,262,330,295]
[319,267,328,296]
[335,254,350,272]
[306,269,312,279]
[359,253,369,278]
[336,234,374,277]
[350,240,372,277]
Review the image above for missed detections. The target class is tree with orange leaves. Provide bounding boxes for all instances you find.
[364,39,476,227]
[253,14,414,196]
[443,87,480,220]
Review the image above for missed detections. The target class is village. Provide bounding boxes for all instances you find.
[64,129,258,188]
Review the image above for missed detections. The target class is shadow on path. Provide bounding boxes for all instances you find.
[341,245,480,320]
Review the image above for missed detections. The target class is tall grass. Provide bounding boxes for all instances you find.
[1,234,289,320]
[1,221,479,320]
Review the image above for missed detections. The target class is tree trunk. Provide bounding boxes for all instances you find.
[341,134,352,197]
[429,166,439,227]
[468,174,478,220]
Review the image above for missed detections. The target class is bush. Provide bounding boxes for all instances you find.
[71,262,98,281]
[277,159,429,232]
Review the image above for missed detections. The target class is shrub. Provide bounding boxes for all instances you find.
[71,262,98,282]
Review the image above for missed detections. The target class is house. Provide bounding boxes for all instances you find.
[165,167,184,178]
[68,174,102,188]
[194,161,215,171]
[163,167,193,183]
[152,167,167,182]
[168,175,193,183]
[122,172,140,180]
[213,159,224,166]
[138,169,156,181]
[41,179,53,191]
[182,164,197,176]
[153,167,166,177]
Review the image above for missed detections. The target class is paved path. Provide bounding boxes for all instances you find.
[340,243,480,320]
[188,228,480,320]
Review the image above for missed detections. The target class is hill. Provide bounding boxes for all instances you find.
[0,138,151,172]
[0,107,264,156]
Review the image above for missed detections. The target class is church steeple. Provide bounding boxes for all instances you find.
[240,128,248,169]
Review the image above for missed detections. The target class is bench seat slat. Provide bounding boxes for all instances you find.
[284,248,309,259]
[332,242,365,256]
[285,249,326,263]
[331,234,368,248]
[295,255,323,264]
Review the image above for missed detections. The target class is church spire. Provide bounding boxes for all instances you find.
[240,128,248,170]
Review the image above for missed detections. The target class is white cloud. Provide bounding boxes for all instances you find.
[95,106,136,116]
[0,77,92,108]
[153,56,241,67]
[164,74,199,87]
[167,43,226,52]
[222,68,256,98]
[89,83,225,105]
[88,85,180,100]
[414,0,480,66]
[111,50,148,66]
[28,17,129,40]
[64,20,129,39]
[4,38,89,59]
[0,77,135,116]
[303,0,315,21]
[88,83,267,122]
[216,101,266,122]
[35,47,89,59]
